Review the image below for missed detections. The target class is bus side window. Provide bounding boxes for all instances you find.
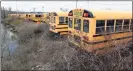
[83,20,89,33]
[52,17,54,23]
[66,17,68,24]
[74,18,81,31]
[49,16,51,23]
[51,16,53,23]
[68,18,73,28]
[38,15,41,17]
[115,19,123,32]
[106,20,114,33]
[123,19,130,31]
[50,16,52,23]
[59,17,65,24]
[35,15,37,17]
[54,17,55,23]
[96,20,105,34]
[26,14,28,17]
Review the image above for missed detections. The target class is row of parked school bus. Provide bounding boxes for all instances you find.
[8,13,49,23]
[8,9,132,54]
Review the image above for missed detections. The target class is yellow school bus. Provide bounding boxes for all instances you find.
[9,14,16,17]
[19,14,24,18]
[26,14,31,20]
[49,12,69,36]
[13,14,17,17]
[8,14,18,17]
[8,14,22,18]
[30,14,42,22]
[19,14,26,19]
[8,14,14,17]
[68,9,132,54]
[41,13,49,24]
[15,14,21,17]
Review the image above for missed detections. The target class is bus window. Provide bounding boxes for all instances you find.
[42,15,44,17]
[50,17,52,23]
[51,17,54,23]
[49,16,51,23]
[123,19,130,31]
[54,17,56,23]
[36,15,42,17]
[106,20,114,33]
[26,14,28,17]
[83,20,89,33]
[66,17,68,24]
[68,18,73,28]
[96,20,105,34]
[74,18,81,31]
[47,16,49,19]
[50,16,52,23]
[59,17,65,24]
[39,15,42,17]
[35,15,38,17]
[115,20,123,32]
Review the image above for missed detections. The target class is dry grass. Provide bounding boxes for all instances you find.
[1,18,132,70]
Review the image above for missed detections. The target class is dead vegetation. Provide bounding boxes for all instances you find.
[1,18,133,70]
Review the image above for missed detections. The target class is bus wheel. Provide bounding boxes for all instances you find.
[48,32,59,40]
[48,31,54,37]
[127,41,133,51]
[68,41,73,47]
[43,21,46,23]
[54,33,61,40]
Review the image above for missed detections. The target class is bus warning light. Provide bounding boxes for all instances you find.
[84,13,88,17]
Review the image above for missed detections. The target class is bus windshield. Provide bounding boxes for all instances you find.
[35,15,42,17]
[68,18,73,28]
[74,18,81,31]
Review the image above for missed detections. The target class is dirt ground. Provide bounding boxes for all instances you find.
[1,17,133,70]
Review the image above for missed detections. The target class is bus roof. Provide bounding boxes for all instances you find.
[30,14,42,16]
[90,10,132,19]
[71,9,132,19]
[50,12,68,16]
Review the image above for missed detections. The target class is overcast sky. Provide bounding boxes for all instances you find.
[1,1,132,12]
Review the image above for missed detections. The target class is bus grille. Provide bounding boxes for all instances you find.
[74,35,81,43]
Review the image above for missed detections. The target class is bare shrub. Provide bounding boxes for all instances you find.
[1,20,132,70]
